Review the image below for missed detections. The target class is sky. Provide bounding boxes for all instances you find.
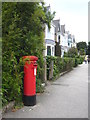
[44,0,88,43]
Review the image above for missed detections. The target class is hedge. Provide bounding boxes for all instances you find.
[2,2,55,106]
[46,56,84,80]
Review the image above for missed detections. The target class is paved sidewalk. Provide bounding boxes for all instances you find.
[3,63,88,118]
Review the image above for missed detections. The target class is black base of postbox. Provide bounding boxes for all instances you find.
[23,95,36,106]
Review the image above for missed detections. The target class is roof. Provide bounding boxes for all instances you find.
[53,19,60,33]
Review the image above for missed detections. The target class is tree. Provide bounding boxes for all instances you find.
[77,41,87,51]
[67,47,78,57]
[79,49,85,55]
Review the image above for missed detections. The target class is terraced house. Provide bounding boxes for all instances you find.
[60,25,76,57]
[44,6,76,57]
[53,19,61,57]
[44,6,56,56]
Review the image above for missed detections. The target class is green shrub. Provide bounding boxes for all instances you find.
[36,79,44,93]
[67,47,78,57]
[53,64,59,78]
[2,53,23,106]
[46,56,74,80]
[79,57,84,64]
[73,58,78,67]
[2,2,55,106]
[46,53,84,81]
[79,49,85,55]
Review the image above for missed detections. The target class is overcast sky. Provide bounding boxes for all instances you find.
[44,0,88,43]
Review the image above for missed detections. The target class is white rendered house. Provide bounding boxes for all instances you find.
[44,22,56,56]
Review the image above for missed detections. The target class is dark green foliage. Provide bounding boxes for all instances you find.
[2,2,55,106]
[74,58,78,67]
[64,47,84,67]
[79,49,85,55]
[46,56,55,79]
[67,47,78,57]
[77,41,87,51]
[42,4,56,30]
[87,42,90,55]
[2,52,23,105]
[71,56,84,67]
[46,56,74,79]
[36,79,44,93]
[46,55,84,80]
[77,56,84,64]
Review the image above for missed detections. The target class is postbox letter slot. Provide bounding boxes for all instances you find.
[34,64,37,66]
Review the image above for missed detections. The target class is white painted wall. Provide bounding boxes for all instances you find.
[60,34,68,47]
[45,23,55,56]
[60,33,69,57]
[60,34,65,46]
[60,32,76,57]
[64,34,68,47]
[45,23,55,41]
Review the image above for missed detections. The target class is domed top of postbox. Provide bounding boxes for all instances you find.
[23,56,38,61]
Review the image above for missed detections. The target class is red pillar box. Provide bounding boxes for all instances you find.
[23,56,38,106]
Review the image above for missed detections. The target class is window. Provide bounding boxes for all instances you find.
[47,46,51,56]
[58,35,60,43]
[68,42,70,46]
